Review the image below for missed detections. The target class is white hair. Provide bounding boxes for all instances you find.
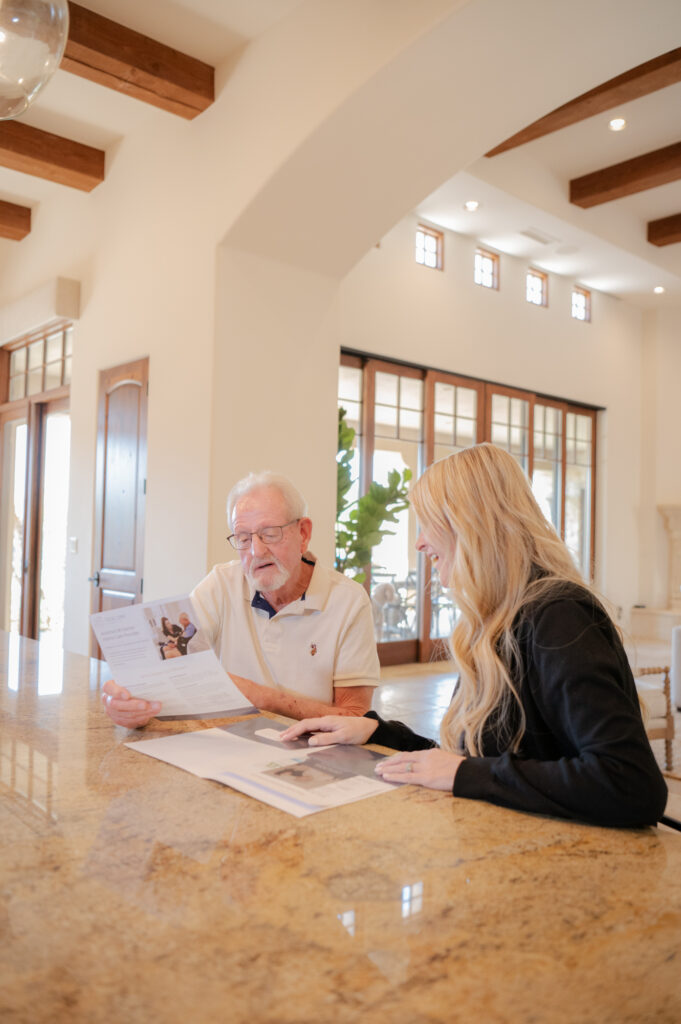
[226,471,308,529]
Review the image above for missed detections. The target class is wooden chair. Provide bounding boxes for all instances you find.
[635,666,675,772]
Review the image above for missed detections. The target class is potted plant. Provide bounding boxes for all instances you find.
[335,406,411,583]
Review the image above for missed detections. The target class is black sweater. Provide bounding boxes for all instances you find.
[367,587,668,827]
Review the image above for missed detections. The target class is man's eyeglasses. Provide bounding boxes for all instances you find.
[227,519,301,550]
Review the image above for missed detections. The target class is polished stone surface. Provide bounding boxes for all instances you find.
[2,630,681,1024]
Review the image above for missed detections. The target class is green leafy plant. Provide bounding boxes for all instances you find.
[335,406,412,582]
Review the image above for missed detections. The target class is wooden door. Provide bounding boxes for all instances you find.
[91,358,148,646]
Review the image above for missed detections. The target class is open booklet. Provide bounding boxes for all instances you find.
[90,594,256,718]
[126,716,396,817]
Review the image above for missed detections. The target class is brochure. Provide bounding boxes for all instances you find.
[126,716,396,817]
[90,594,256,718]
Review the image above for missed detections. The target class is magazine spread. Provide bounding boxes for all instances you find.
[126,716,396,817]
[90,595,255,718]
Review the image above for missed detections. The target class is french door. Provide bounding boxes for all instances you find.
[339,354,597,665]
[0,396,71,643]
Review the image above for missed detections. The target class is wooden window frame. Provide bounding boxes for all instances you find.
[571,286,591,322]
[2,322,72,405]
[340,350,601,665]
[526,268,549,307]
[565,403,598,580]
[474,247,500,290]
[415,223,444,271]
[1,326,71,639]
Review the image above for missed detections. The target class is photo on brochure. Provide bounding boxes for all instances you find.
[90,595,256,718]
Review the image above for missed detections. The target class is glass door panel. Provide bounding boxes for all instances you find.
[37,410,71,646]
[0,417,28,632]
[371,372,423,644]
[338,356,597,663]
[532,403,562,531]
[489,391,530,470]
[565,412,593,577]
[430,381,480,641]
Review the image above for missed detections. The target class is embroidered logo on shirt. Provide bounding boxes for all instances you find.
[310,643,317,656]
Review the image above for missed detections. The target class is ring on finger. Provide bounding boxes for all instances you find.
[405,761,414,773]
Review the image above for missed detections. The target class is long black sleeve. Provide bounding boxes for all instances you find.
[364,710,437,751]
[453,593,668,827]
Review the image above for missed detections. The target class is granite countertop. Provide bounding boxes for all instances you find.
[2,631,681,1024]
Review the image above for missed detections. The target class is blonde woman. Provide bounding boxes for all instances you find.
[282,443,668,827]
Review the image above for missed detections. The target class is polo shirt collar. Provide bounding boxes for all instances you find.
[246,553,328,617]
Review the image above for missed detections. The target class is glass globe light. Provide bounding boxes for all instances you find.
[0,0,70,120]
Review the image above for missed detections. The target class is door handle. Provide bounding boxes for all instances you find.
[88,571,101,587]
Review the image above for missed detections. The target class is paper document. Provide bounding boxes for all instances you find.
[127,717,396,817]
[91,595,256,717]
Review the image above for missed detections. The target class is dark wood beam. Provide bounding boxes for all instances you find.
[486,47,681,157]
[570,141,681,208]
[62,3,214,119]
[0,121,105,191]
[648,212,681,246]
[0,199,31,240]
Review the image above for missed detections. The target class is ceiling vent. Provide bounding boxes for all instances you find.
[519,228,559,245]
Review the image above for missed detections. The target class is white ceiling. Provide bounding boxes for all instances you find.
[418,80,681,309]
[1,1,680,309]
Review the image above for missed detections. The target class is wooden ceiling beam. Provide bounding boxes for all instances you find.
[0,121,105,191]
[62,3,214,119]
[0,199,31,240]
[648,212,681,246]
[486,47,681,157]
[570,141,681,207]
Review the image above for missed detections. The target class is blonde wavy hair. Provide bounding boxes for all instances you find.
[410,443,587,756]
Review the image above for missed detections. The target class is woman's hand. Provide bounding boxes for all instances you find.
[101,679,161,728]
[375,748,465,791]
[279,715,379,746]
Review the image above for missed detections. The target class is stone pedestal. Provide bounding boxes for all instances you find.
[659,504,681,611]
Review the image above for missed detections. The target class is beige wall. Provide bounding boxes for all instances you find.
[0,0,679,653]
[640,309,681,607]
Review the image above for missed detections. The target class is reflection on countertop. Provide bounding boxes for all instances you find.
[1,629,681,1024]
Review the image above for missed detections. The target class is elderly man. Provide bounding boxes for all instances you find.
[102,471,380,727]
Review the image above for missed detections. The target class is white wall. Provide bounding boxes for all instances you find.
[336,214,646,620]
[209,247,341,569]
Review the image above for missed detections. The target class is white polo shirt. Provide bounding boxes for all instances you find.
[189,556,380,703]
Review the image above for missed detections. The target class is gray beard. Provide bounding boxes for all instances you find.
[247,558,290,594]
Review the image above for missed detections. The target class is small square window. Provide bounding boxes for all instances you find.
[474,248,499,289]
[571,286,591,322]
[526,269,548,306]
[415,224,443,270]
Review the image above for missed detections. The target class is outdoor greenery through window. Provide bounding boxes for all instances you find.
[339,353,598,664]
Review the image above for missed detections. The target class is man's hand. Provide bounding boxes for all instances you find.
[374,748,464,791]
[101,679,161,728]
[279,715,378,746]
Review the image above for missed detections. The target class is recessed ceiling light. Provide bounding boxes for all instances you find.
[654,286,665,294]
[608,117,626,132]
[463,200,480,212]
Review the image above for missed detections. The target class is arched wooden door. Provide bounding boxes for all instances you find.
[90,358,148,652]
